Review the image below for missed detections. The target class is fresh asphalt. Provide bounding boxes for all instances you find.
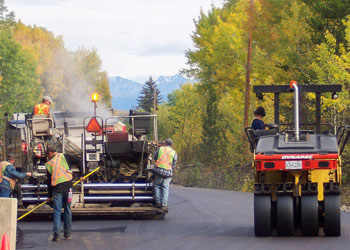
[17,186,350,250]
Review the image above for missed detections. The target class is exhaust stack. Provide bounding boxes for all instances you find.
[291,81,300,141]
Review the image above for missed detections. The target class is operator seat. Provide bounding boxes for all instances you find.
[245,127,278,153]
[31,114,54,136]
[245,127,257,153]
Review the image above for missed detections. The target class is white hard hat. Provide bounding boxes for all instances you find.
[43,96,52,103]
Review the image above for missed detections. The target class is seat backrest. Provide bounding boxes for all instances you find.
[32,114,53,136]
[129,111,151,135]
[245,127,257,153]
[254,129,277,137]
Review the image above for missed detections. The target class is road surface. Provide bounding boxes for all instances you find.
[18,186,350,250]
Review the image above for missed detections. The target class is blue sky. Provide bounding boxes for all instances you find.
[7,0,224,82]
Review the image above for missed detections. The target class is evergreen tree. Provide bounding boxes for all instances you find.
[0,0,15,29]
[137,76,162,112]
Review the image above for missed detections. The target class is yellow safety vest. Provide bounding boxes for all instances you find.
[0,161,17,190]
[34,103,50,115]
[45,153,72,186]
[155,146,176,171]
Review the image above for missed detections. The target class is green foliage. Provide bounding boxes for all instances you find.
[180,3,249,168]
[137,76,162,113]
[0,2,39,135]
[0,1,112,138]
[168,83,204,166]
[159,0,350,192]
[157,104,173,140]
[302,0,350,49]
[0,29,40,119]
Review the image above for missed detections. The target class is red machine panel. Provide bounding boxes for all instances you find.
[107,132,128,142]
[255,153,338,171]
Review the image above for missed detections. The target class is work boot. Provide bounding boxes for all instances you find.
[155,203,161,208]
[64,232,72,240]
[52,235,60,242]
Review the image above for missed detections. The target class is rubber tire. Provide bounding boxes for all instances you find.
[254,195,272,236]
[301,195,319,236]
[324,194,340,236]
[277,195,294,236]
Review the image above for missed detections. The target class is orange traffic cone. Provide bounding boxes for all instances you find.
[1,234,10,250]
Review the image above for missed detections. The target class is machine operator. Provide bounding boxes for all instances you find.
[33,95,54,119]
[251,106,266,131]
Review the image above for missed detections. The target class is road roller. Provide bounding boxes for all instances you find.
[245,81,350,236]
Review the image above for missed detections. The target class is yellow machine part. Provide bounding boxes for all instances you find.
[310,169,334,201]
[256,167,339,202]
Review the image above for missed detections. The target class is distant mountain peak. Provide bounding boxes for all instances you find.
[156,74,182,82]
[109,74,196,110]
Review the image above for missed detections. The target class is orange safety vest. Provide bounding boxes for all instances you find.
[0,161,17,190]
[33,103,50,115]
[155,146,176,171]
[45,153,73,186]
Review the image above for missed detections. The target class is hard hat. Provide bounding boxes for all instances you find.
[43,96,52,103]
[165,138,173,146]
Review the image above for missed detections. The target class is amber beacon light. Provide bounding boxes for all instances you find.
[92,93,99,102]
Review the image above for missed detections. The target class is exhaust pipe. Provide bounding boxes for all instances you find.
[291,81,300,141]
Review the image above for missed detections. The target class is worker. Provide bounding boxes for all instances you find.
[45,147,83,242]
[32,95,56,143]
[33,96,53,118]
[153,138,177,210]
[251,106,266,131]
[0,154,32,197]
[251,107,278,140]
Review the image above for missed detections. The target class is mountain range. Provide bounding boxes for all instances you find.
[109,74,196,111]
